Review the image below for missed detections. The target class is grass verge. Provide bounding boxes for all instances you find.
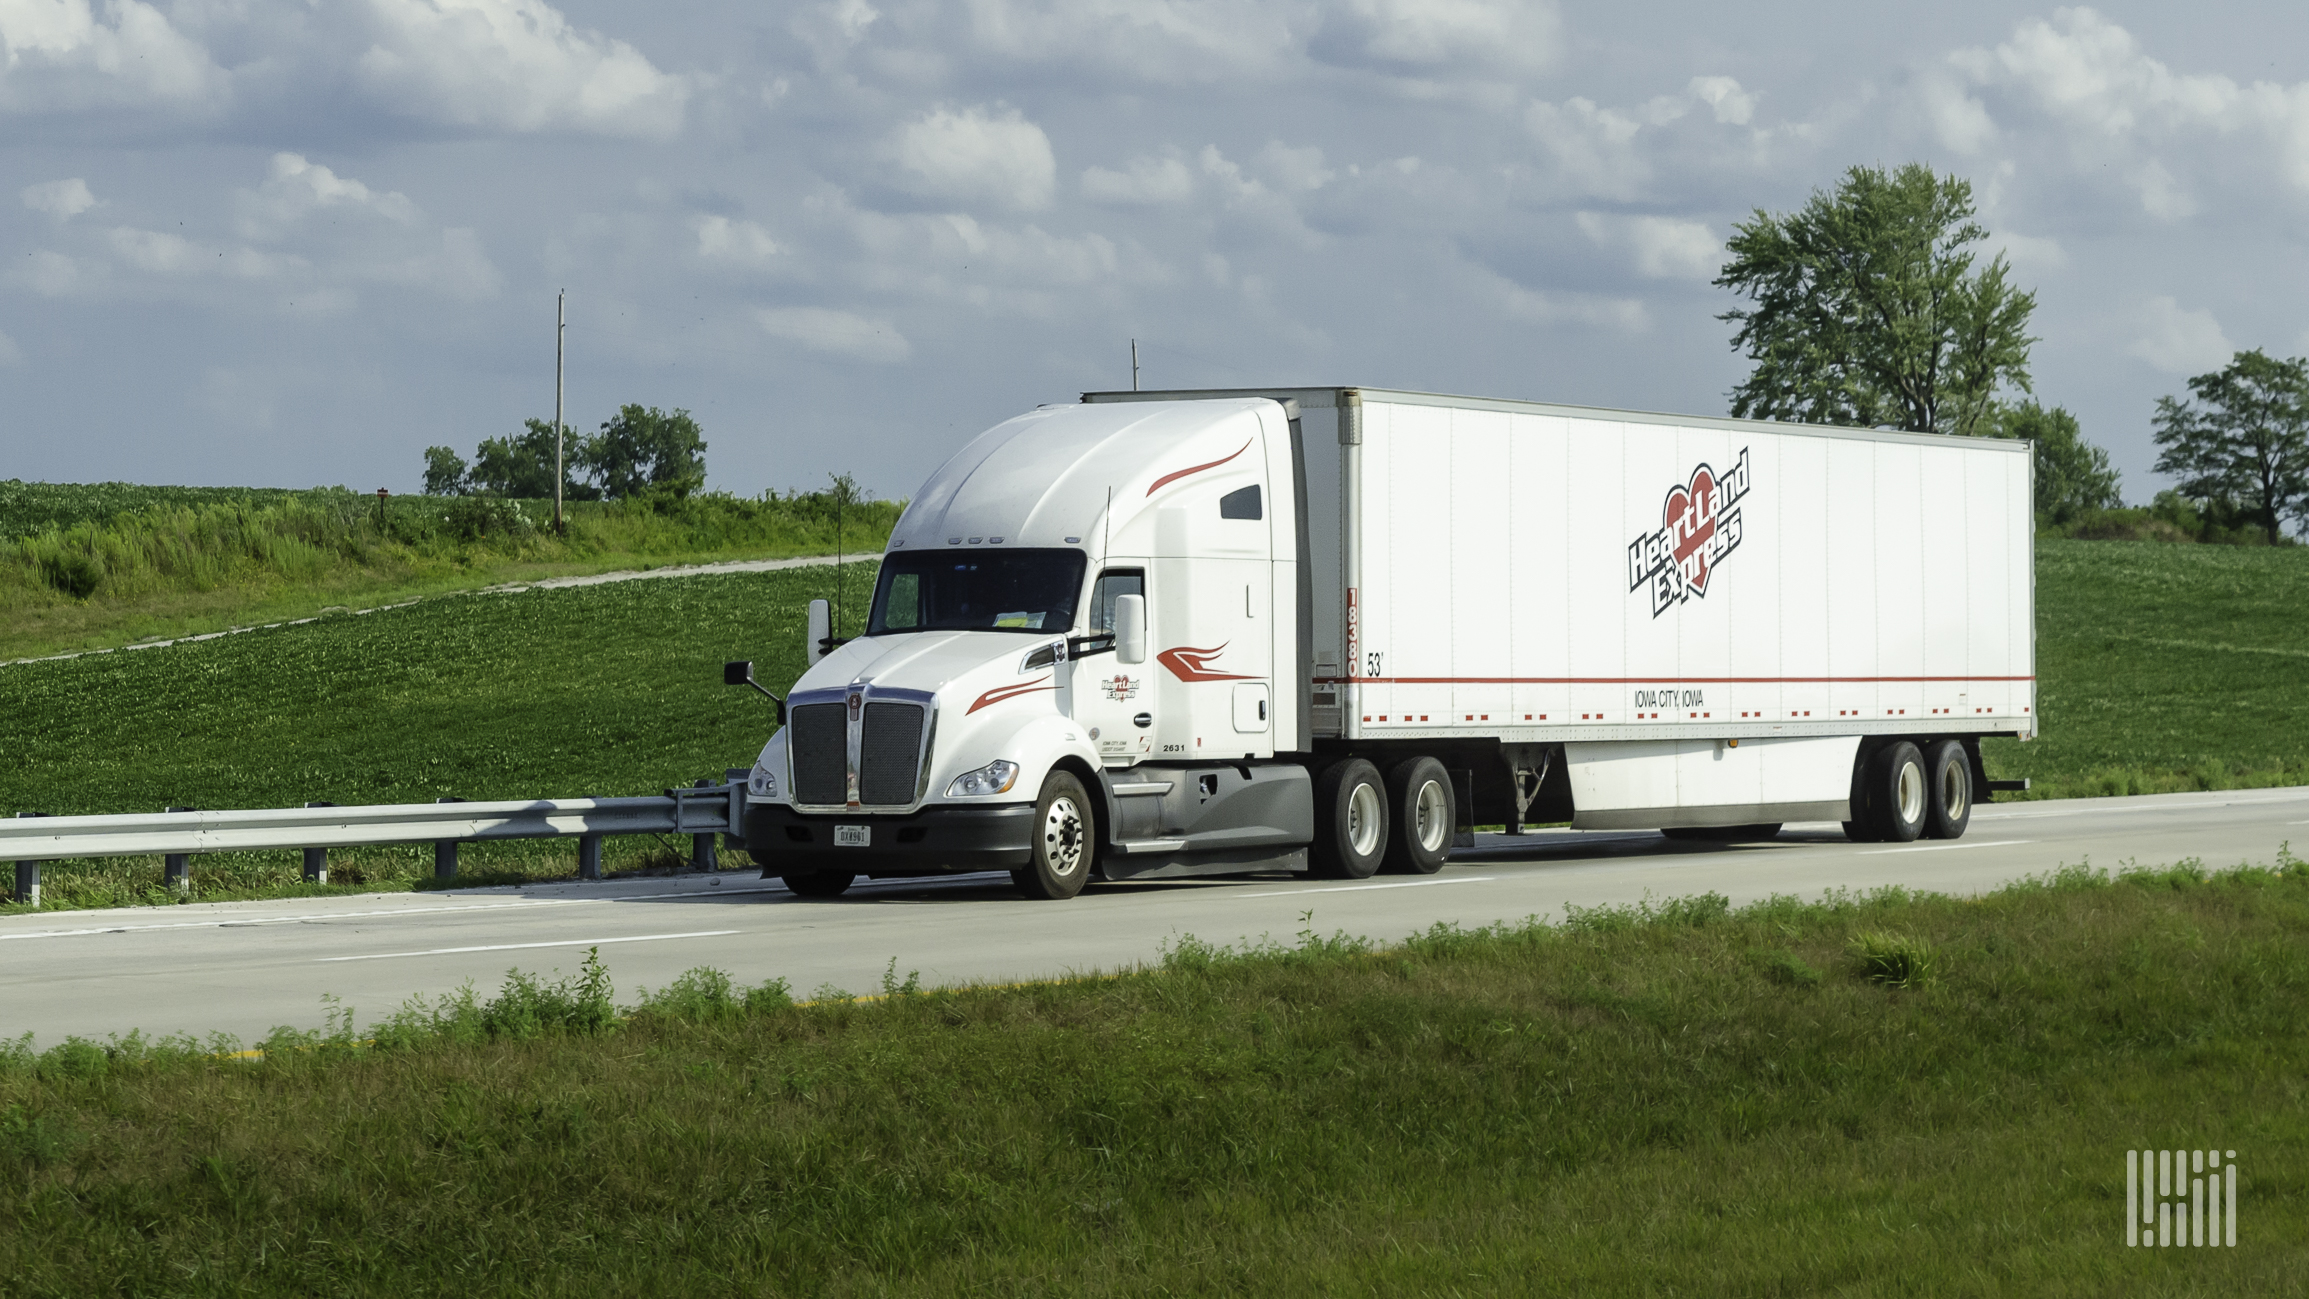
[3,856,2303,1294]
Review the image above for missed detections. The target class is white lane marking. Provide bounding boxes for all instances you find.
[0,884,787,943]
[1234,877,1496,898]
[1858,840,2030,856]
[316,930,739,962]
[1978,792,2309,822]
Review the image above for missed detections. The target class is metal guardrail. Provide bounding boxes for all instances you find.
[4,770,751,907]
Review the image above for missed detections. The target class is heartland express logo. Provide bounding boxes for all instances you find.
[1627,448,1752,618]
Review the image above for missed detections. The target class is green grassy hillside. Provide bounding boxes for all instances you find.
[2,862,2302,1294]
[1987,539,2309,799]
[0,486,900,662]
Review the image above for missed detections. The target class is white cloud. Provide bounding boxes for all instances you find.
[0,0,226,112]
[21,176,97,217]
[696,215,782,265]
[959,0,1300,83]
[1082,154,1195,206]
[0,329,21,366]
[1325,0,1561,74]
[891,104,1056,211]
[2131,159,2194,221]
[1576,211,1720,280]
[1917,70,1996,154]
[1489,270,1647,331]
[1686,75,1754,126]
[1952,8,2309,192]
[756,305,910,363]
[1525,96,1647,198]
[239,152,417,238]
[2128,296,2233,375]
[356,0,688,138]
[1257,141,1333,192]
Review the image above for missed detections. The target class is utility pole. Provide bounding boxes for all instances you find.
[1131,338,1139,392]
[554,290,566,535]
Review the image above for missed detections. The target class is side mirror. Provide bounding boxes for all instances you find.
[1114,593,1146,665]
[723,660,786,725]
[807,598,831,665]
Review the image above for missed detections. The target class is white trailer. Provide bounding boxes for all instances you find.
[735,387,2035,899]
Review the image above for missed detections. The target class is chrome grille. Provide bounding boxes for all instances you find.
[789,703,847,806]
[859,702,926,805]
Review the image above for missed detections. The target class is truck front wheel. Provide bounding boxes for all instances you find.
[1311,758,1387,879]
[782,871,855,899]
[1012,770,1093,900]
[1382,756,1454,875]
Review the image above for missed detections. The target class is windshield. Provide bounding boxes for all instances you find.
[867,549,1088,636]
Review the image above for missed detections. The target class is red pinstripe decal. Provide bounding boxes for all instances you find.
[1146,439,1251,496]
[968,675,1057,714]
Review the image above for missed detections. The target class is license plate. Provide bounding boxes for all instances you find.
[834,825,869,847]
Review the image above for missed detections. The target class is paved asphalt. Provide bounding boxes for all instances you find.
[6,786,2306,1049]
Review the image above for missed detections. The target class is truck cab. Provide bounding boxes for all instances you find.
[742,397,1313,899]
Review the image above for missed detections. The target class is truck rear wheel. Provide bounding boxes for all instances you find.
[1859,741,1928,843]
[1382,756,1453,875]
[1012,770,1093,900]
[1924,740,1972,839]
[781,871,855,898]
[1310,758,1387,879]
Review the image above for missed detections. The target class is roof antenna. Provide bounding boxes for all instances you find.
[1131,338,1139,392]
[1103,485,1112,559]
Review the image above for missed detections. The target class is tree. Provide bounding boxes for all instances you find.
[576,405,706,501]
[466,418,598,500]
[1716,164,2037,436]
[1984,401,2122,526]
[421,446,470,496]
[2152,349,2309,544]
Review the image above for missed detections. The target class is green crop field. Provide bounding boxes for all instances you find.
[2,861,2303,1294]
[0,537,2302,911]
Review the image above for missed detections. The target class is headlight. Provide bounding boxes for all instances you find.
[945,760,1019,798]
[749,766,777,798]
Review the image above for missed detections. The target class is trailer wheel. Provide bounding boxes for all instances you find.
[1012,770,1093,900]
[1382,757,1454,875]
[1924,740,1972,840]
[781,871,855,898]
[1862,741,1929,843]
[1311,759,1387,879]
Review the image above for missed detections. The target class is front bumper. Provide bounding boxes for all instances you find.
[744,802,1036,876]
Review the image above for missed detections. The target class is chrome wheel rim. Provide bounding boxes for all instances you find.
[1346,780,1383,858]
[1896,760,1925,826]
[1939,759,1968,821]
[1042,795,1085,876]
[1413,778,1451,854]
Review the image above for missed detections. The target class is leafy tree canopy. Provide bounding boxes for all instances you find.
[1983,401,2122,527]
[576,405,707,502]
[2152,349,2309,544]
[1716,163,2036,436]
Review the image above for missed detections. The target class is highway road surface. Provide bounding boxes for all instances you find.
[5,786,2305,1049]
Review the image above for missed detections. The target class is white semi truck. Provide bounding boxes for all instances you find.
[732,387,2035,900]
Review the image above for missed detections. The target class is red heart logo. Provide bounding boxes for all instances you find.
[1663,466,1718,596]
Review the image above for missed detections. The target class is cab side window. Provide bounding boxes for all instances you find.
[1219,484,1261,520]
[1089,569,1143,633]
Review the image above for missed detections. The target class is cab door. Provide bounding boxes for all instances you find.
[1148,480,1275,761]
[1069,567,1153,765]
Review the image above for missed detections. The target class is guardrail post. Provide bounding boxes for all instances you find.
[691,778,718,872]
[301,802,332,884]
[12,812,43,908]
[163,806,194,892]
[578,834,602,880]
[433,796,462,882]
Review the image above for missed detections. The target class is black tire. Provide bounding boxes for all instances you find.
[1862,741,1928,843]
[1011,770,1093,900]
[1664,824,1782,842]
[1924,740,1973,840]
[781,871,855,898]
[1381,756,1453,875]
[1310,758,1387,880]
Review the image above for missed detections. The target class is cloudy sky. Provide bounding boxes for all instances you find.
[5,1,2307,502]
